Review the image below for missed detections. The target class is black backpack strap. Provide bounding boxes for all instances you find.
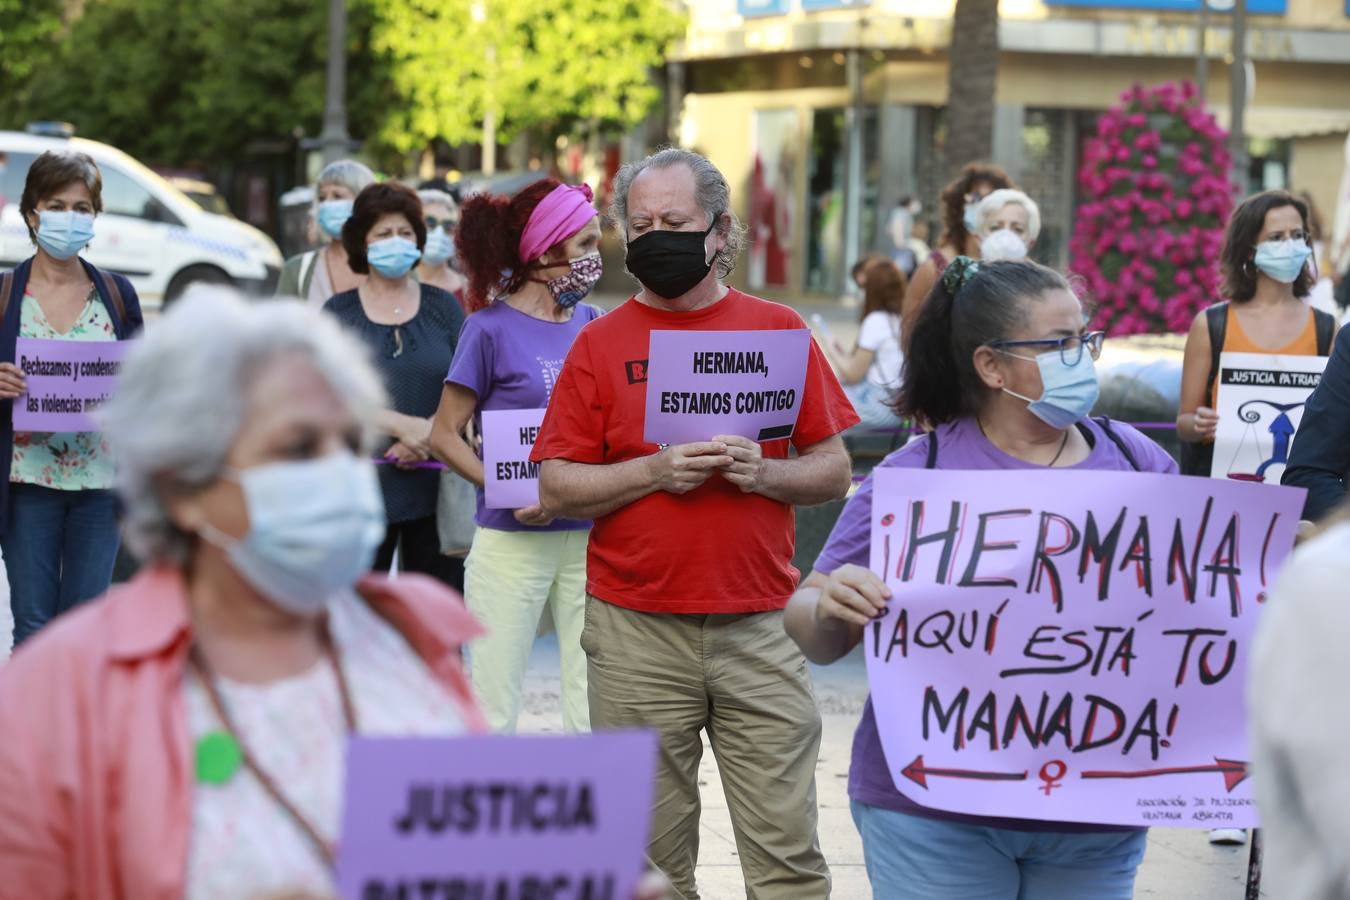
[1093,416,1141,472]
[1203,303,1228,404]
[924,429,939,469]
[1314,308,1336,356]
[0,270,13,321]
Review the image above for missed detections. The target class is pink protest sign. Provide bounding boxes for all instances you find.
[482,407,547,509]
[643,328,810,444]
[866,468,1304,828]
[12,338,130,432]
[337,731,658,900]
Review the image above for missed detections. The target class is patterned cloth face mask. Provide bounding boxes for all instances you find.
[543,252,603,309]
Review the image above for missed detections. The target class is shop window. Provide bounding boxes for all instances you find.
[806,109,847,293]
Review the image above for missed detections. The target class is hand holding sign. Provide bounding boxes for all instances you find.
[1192,406,1220,441]
[0,363,25,400]
[513,504,555,527]
[646,441,734,495]
[714,434,765,493]
[817,563,892,628]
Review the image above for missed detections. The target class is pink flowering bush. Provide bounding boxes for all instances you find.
[1070,82,1234,335]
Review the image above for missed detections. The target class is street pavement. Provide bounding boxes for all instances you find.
[0,552,1258,899]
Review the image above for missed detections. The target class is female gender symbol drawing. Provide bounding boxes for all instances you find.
[1039,761,1068,795]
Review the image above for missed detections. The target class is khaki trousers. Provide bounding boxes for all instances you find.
[581,596,830,900]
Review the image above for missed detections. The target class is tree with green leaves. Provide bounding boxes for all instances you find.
[11,0,681,172]
[0,0,65,126]
[15,0,392,168]
[368,0,683,158]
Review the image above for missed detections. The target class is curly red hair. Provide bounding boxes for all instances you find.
[939,162,1014,251]
[455,178,564,312]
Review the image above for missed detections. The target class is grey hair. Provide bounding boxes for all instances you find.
[417,189,458,215]
[610,147,747,279]
[313,159,376,208]
[977,189,1042,241]
[99,286,388,565]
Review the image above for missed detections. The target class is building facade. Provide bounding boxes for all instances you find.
[669,0,1350,299]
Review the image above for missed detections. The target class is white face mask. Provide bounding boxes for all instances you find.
[981,229,1029,262]
[198,452,386,616]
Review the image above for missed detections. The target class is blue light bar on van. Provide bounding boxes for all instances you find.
[25,122,76,139]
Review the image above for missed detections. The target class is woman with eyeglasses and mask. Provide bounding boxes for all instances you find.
[900,162,1014,344]
[417,188,468,302]
[1178,191,1338,480]
[785,258,1177,900]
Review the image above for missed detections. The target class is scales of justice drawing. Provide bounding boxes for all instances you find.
[1222,399,1304,483]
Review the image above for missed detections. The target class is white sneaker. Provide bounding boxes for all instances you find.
[1209,828,1247,846]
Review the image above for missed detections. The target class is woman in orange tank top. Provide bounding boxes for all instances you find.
[1178,190,1331,449]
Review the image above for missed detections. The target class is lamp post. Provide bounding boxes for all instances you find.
[1229,0,1249,196]
[317,0,351,165]
[841,47,864,296]
[1196,0,1210,99]
[472,0,498,176]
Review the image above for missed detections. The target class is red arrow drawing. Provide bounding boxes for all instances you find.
[901,755,1030,790]
[1079,758,1250,793]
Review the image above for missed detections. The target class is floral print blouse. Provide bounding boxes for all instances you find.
[11,290,115,491]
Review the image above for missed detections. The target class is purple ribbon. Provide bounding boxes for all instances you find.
[374,457,448,470]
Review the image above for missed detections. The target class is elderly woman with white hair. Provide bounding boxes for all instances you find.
[417,188,468,300]
[277,159,377,306]
[974,188,1042,262]
[0,289,487,898]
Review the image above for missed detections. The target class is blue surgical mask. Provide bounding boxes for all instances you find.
[1001,348,1100,430]
[197,452,386,617]
[366,236,421,279]
[317,199,354,240]
[1253,239,1312,284]
[422,226,455,266]
[36,211,95,260]
[963,203,980,234]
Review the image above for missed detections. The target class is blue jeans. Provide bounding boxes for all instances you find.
[1,484,121,646]
[851,801,1147,900]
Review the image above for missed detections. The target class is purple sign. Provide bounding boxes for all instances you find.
[337,731,658,900]
[12,338,130,432]
[866,468,1304,828]
[482,408,547,509]
[643,329,810,445]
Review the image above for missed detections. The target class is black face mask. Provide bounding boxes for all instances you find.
[625,220,718,300]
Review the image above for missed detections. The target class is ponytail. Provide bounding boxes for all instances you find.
[455,178,562,312]
[896,261,969,425]
[895,257,1070,426]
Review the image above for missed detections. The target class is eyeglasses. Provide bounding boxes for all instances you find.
[988,331,1106,366]
[425,216,456,231]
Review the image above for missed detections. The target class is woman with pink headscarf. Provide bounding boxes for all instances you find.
[429,179,603,733]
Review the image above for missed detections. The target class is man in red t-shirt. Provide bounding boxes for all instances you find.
[532,149,858,899]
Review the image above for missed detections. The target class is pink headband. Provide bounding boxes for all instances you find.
[518,183,598,265]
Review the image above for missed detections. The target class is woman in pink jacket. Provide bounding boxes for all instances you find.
[0,290,675,900]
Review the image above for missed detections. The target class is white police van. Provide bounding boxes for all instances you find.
[0,125,283,308]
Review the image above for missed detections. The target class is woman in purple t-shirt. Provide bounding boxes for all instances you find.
[786,258,1177,899]
[429,179,603,734]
